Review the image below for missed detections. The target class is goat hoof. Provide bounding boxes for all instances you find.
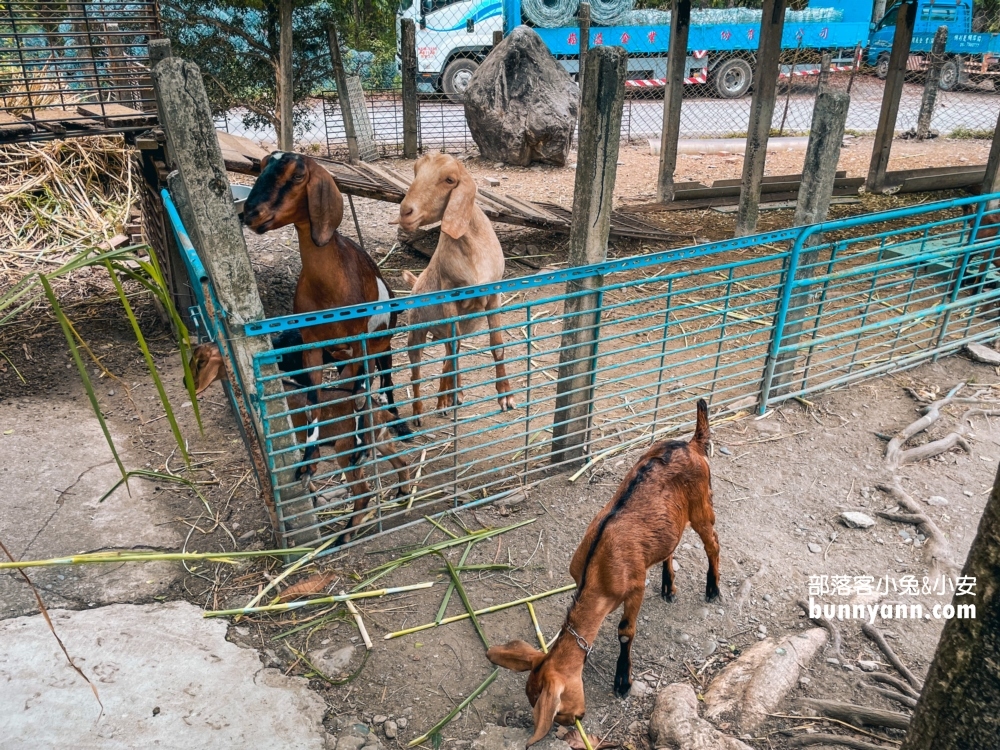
[661,591,676,603]
[705,588,721,602]
[613,679,632,698]
[392,420,414,441]
[498,395,516,412]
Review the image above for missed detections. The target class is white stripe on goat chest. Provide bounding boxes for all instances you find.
[368,278,391,333]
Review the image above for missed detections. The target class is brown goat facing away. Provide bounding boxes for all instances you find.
[189,338,412,545]
[243,151,409,479]
[487,400,720,746]
[393,152,515,424]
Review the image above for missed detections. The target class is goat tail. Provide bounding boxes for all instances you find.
[691,399,710,454]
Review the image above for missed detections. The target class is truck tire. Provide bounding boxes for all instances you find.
[713,58,753,98]
[875,53,890,80]
[442,58,479,102]
[938,59,960,91]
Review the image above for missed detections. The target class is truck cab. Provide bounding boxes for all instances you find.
[397,0,502,99]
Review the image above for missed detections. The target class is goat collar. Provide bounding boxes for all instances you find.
[563,623,593,658]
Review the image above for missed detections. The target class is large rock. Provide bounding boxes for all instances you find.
[472,724,571,750]
[464,26,578,166]
[648,684,753,750]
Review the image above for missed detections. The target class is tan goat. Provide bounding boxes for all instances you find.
[393,152,515,424]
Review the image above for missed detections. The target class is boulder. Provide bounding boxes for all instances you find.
[463,26,578,166]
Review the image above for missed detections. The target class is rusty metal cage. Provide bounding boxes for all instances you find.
[0,1,160,143]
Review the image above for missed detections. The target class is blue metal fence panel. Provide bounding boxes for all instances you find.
[164,190,1000,556]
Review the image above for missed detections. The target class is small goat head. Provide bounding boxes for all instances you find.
[486,640,586,746]
[243,152,344,246]
[395,152,476,239]
[187,343,226,394]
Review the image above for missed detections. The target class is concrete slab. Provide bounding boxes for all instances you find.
[0,601,331,749]
[0,398,182,617]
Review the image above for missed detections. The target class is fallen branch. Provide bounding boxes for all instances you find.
[861,623,923,692]
[203,581,435,618]
[876,479,959,575]
[868,672,920,700]
[0,546,314,570]
[797,598,843,658]
[342,592,373,650]
[786,734,897,749]
[796,698,910,730]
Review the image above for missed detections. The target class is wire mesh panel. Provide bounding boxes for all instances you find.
[215,194,1000,554]
[0,1,160,142]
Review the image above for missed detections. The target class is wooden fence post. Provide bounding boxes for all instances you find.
[551,46,627,468]
[278,0,294,150]
[577,3,591,106]
[916,26,948,140]
[328,24,360,163]
[767,89,851,397]
[401,18,419,159]
[735,0,788,237]
[151,56,319,545]
[655,0,692,202]
[866,0,916,193]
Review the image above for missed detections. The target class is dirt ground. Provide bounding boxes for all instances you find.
[2,135,998,749]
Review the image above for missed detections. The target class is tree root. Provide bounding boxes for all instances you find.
[886,383,965,470]
[861,623,923,692]
[876,478,960,576]
[796,598,843,658]
[786,735,895,749]
[868,672,920,700]
[862,682,918,709]
[796,698,910,730]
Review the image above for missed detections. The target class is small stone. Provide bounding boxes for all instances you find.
[966,342,1000,366]
[396,718,407,729]
[757,624,767,635]
[799,676,811,685]
[702,640,718,657]
[384,721,397,739]
[899,529,912,540]
[763,594,772,602]
[107,389,115,396]
[485,177,500,187]
[309,645,355,674]
[826,657,841,665]
[238,529,256,543]
[927,496,949,507]
[808,543,822,554]
[842,663,855,671]
[719,446,733,456]
[373,716,387,725]
[858,660,879,672]
[629,680,650,697]
[840,511,876,529]
[964,490,974,497]
[337,737,367,750]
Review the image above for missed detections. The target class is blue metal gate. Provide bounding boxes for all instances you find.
[165,190,1000,554]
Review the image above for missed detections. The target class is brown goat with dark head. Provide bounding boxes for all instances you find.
[243,151,409,481]
[189,341,411,544]
[487,400,720,746]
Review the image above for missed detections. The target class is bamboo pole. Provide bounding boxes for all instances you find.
[408,668,501,747]
[441,552,489,650]
[240,535,339,616]
[0,548,314,570]
[435,540,477,623]
[204,582,435,618]
[342,591,373,649]
[385,584,576,639]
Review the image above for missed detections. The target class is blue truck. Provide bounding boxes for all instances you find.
[397,0,999,99]
[868,0,1000,90]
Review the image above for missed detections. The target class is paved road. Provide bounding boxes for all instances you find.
[218,75,999,152]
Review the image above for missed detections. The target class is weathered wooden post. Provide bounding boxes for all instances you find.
[278,0,294,150]
[817,52,832,93]
[983,109,1000,200]
[765,89,851,398]
[735,0,788,236]
[866,0,916,193]
[401,18,419,159]
[578,3,591,105]
[152,56,319,545]
[916,26,948,140]
[328,24,360,163]
[551,46,627,467]
[655,0,692,202]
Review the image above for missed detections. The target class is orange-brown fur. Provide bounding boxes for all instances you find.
[189,343,411,544]
[487,400,720,746]
[393,152,514,423]
[243,152,407,479]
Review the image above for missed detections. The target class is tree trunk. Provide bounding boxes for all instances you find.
[900,462,1000,749]
[278,0,294,150]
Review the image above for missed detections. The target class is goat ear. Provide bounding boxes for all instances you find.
[527,682,563,747]
[441,170,476,240]
[486,640,545,672]
[190,345,224,395]
[401,270,418,289]
[306,163,344,246]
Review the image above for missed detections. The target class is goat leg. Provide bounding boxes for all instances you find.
[661,557,676,602]
[296,347,326,480]
[436,339,462,410]
[614,587,645,698]
[487,310,516,412]
[407,329,427,426]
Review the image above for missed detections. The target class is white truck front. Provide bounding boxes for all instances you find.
[397,0,503,99]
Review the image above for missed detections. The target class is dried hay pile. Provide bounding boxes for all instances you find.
[0,136,138,288]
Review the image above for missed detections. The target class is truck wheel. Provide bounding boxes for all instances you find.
[938,59,960,91]
[442,58,479,102]
[875,53,890,80]
[713,58,753,98]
